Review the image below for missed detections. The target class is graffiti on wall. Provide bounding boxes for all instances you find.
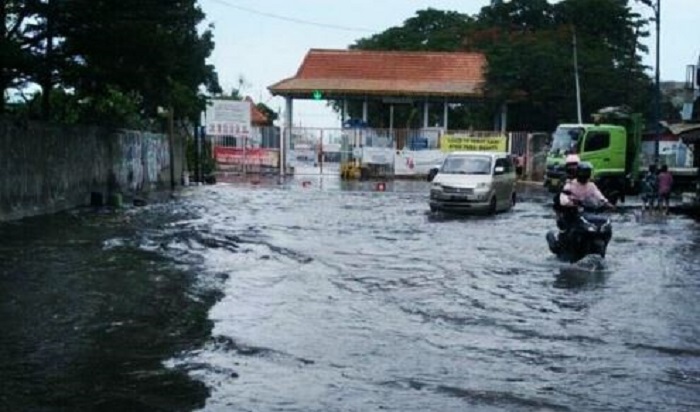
[113,131,170,192]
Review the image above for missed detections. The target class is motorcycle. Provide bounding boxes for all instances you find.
[546,197,613,263]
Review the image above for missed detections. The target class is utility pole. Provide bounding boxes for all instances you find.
[653,0,661,163]
[573,25,583,124]
[197,112,204,183]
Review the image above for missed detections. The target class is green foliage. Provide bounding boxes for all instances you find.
[2,0,221,124]
[469,0,653,130]
[6,86,148,128]
[186,134,216,177]
[352,8,474,51]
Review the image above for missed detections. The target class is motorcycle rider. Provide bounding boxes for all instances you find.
[557,162,614,244]
[553,154,580,228]
[559,162,613,208]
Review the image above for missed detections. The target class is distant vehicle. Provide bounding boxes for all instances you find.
[429,151,517,215]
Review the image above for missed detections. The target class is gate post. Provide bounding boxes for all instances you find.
[320,129,324,175]
[282,97,293,177]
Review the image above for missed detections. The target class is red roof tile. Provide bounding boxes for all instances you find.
[244,96,269,125]
[269,49,486,98]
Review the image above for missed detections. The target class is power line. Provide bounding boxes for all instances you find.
[206,0,376,33]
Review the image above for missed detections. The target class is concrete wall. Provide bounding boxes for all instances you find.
[0,120,184,221]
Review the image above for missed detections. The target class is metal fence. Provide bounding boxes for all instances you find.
[209,126,549,179]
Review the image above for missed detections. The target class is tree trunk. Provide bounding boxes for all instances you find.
[40,0,55,120]
[0,2,7,114]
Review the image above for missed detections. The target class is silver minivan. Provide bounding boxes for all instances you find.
[429,151,517,214]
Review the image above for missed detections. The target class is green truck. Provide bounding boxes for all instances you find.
[544,107,642,204]
[543,107,697,204]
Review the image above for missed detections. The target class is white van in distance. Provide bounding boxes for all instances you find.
[429,151,517,214]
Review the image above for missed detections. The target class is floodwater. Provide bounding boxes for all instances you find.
[1,177,699,412]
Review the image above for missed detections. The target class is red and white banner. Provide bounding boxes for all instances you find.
[214,147,279,167]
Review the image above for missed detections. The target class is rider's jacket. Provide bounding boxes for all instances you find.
[559,180,608,207]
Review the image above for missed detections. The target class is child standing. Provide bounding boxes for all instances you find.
[657,164,673,215]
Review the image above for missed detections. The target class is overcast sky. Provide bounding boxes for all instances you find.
[199,0,700,128]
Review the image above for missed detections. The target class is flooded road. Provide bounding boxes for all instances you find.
[2,178,699,411]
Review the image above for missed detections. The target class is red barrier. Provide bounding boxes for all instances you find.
[214,147,279,167]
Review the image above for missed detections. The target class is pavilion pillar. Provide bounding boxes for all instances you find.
[342,99,348,126]
[389,104,394,142]
[443,99,449,131]
[282,96,293,177]
[423,101,429,128]
[362,98,368,123]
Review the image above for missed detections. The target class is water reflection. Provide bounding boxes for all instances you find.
[0,209,215,411]
[554,267,609,290]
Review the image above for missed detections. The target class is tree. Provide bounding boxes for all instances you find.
[2,0,221,124]
[1,1,43,114]
[352,8,474,52]
[59,0,220,121]
[347,1,654,131]
[466,0,652,130]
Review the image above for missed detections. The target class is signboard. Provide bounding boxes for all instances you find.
[205,100,252,137]
[394,149,446,176]
[214,147,279,167]
[641,141,692,167]
[440,135,507,152]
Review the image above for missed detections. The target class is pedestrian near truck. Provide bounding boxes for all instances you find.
[514,153,524,179]
[657,164,673,215]
[640,164,658,211]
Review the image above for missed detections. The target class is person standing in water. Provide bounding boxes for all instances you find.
[657,164,673,215]
[640,164,658,212]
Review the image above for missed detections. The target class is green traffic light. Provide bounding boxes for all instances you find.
[312,90,323,100]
